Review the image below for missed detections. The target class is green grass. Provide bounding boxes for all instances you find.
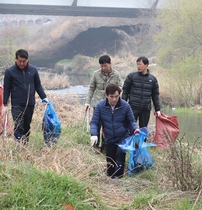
[1,119,202,209]
[173,198,201,210]
[0,121,108,209]
[59,59,72,64]
[163,106,202,115]
[132,189,159,209]
[0,162,105,210]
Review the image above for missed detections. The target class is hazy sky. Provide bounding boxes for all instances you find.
[0,0,165,8]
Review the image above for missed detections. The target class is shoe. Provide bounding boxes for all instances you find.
[112,162,125,178]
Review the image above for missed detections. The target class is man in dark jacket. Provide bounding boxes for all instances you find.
[90,83,139,178]
[3,49,48,145]
[122,56,161,130]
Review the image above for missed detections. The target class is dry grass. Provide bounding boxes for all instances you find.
[1,93,202,209]
[0,93,135,208]
[39,72,70,90]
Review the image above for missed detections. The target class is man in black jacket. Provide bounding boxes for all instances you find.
[122,56,161,131]
[3,49,48,144]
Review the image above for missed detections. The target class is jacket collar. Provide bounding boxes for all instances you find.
[138,69,150,76]
[15,62,29,71]
[105,97,122,108]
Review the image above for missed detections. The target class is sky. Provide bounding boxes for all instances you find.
[0,0,165,8]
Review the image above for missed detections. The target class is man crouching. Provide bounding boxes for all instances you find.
[90,83,139,178]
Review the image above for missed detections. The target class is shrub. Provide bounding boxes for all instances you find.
[39,72,70,90]
[164,135,202,191]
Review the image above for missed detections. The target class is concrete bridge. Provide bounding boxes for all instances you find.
[0,0,164,18]
[0,14,57,28]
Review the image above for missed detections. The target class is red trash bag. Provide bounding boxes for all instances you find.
[153,112,180,150]
[0,85,3,107]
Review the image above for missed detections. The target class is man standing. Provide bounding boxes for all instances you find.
[122,56,161,130]
[3,49,48,145]
[90,83,139,178]
[85,55,122,151]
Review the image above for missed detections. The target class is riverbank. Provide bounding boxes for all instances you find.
[2,54,201,109]
[1,94,202,209]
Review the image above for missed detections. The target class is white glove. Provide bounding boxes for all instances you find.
[156,111,161,117]
[90,136,98,146]
[85,103,90,109]
[3,106,8,114]
[42,98,49,104]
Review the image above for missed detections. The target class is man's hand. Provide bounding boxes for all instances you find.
[90,136,98,146]
[42,98,49,104]
[134,129,139,134]
[156,111,161,117]
[85,103,90,110]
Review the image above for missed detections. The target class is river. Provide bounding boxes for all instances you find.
[45,85,89,105]
[46,70,202,145]
[47,85,202,144]
[149,107,202,145]
[45,74,90,104]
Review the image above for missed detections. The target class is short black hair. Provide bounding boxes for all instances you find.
[15,49,29,59]
[106,83,121,95]
[99,55,111,64]
[136,56,149,65]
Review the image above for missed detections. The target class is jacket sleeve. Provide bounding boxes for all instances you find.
[3,69,11,105]
[34,70,46,99]
[122,73,132,101]
[152,78,160,111]
[117,72,123,90]
[85,72,96,105]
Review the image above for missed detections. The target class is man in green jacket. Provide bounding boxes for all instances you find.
[85,55,122,151]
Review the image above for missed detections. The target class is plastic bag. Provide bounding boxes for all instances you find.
[117,127,156,176]
[153,112,180,150]
[42,102,61,147]
[128,147,155,175]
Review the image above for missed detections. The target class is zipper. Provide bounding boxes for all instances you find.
[23,70,26,90]
[112,106,121,138]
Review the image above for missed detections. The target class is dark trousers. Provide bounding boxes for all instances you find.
[132,109,150,128]
[11,105,34,143]
[105,138,126,178]
[132,109,150,142]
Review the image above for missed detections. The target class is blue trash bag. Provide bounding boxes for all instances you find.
[117,127,156,176]
[128,147,155,176]
[42,102,61,147]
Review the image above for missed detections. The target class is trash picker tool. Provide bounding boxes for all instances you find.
[86,107,90,133]
[3,111,8,138]
[82,106,90,134]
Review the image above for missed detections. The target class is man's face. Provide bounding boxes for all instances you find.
[16,56,28,69]
[106,90,120,106]
[100,62,111,74]
[137,60,148,74]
